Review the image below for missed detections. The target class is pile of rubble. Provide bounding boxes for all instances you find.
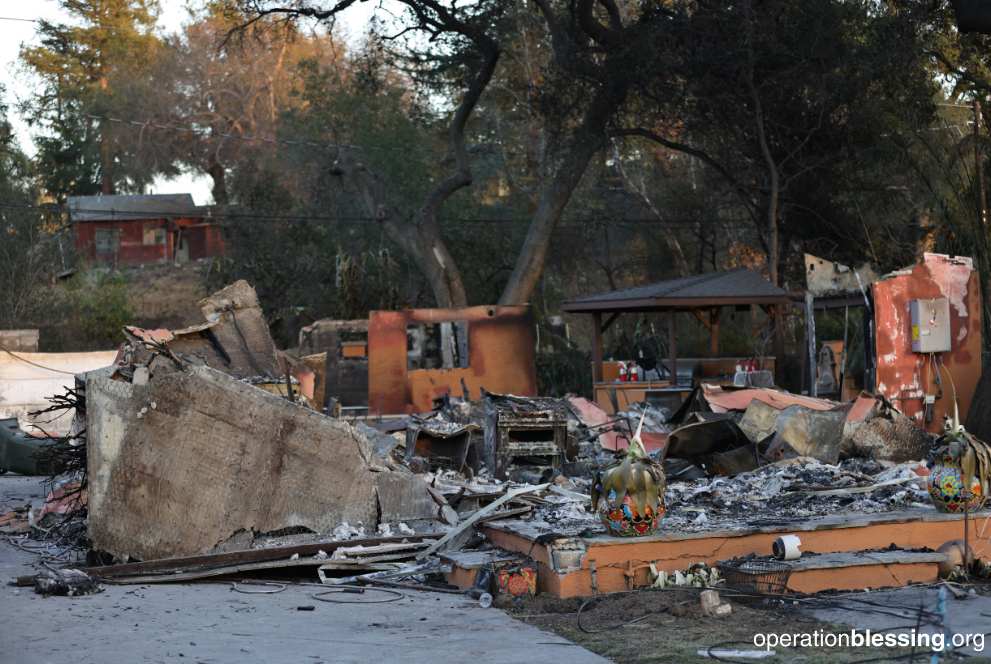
[0,279,956,602]
[513,458,931,537]
[661,458,930,531]
[0,281,606,598]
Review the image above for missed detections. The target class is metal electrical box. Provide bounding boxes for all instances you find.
[910,298,951,353]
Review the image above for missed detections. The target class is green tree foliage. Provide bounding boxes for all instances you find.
[618,0,938,287]
[10,0,991,358]
[0,90,59,329]
[21,0,169,198]
[63,271,134,349]
[209,40,441,332]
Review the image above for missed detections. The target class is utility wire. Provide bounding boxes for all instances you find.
[0,345,82,376]
[0,201,754,229]
[84,113,385,154]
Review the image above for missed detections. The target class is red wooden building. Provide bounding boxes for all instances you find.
[69,194,224,266]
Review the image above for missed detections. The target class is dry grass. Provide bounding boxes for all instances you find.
[121,260,212,329]
[506,587,990,664]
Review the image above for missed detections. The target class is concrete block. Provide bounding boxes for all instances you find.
[86,364,416,561]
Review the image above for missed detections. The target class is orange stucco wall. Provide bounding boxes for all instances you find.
[786,563,937,594]
[873,254,982,433]
[484,512,991,598]
[367,306,537,414]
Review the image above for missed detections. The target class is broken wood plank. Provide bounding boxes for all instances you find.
[790,476,920,497]
[331,541,436,563]
[332,541,434,557]
[331,551,426,564]
[476,506,533,523]
[426,485,459,526]
[417,483,550,559]
[82,535,429,580]
[509,494,551,506]
[320,560,444,586]
[94,556,334,585]
[316,562,405,585]
[315,561,403,572]
[549,485,592,502]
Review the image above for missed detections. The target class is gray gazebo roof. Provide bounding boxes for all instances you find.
[562,269,790,313]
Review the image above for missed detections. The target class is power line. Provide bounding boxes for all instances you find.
[0,200,754,229]
[85,113,386,154]
[85,112,575,160]
[0,345,79,376]
[0,16,39,24]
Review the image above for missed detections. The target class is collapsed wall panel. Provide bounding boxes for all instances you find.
[87,364,382,561]
[198,279,281,378]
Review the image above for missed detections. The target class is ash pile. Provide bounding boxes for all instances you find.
[662,458,931,532]
[514,383,940,537]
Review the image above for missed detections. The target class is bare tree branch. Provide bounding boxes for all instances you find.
[577,0,622,48]
[610,127,758,214]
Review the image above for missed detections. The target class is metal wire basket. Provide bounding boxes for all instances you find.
[718,558,792,602]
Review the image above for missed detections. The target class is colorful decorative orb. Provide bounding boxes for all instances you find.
[928,456,986,513]
[496,566,537,598]
[596,490,665,537]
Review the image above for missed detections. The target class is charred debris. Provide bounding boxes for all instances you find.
[0,279,974,600]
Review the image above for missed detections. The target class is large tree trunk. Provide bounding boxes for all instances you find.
[346,158,470,309]
[406,224,469,308]
[99,120,114,195]
[499,83,626,305]
[744,0,779,286]
[341,37,497,310]
[207,161,229,206]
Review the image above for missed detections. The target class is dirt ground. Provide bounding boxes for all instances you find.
[507,586,991,663]
[123,260,211,328]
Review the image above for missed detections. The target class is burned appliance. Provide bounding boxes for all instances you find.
[483,392,570,480]
[405,413,482,477]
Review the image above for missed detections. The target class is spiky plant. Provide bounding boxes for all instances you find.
[941,424,991,501]
[591,411,666,521]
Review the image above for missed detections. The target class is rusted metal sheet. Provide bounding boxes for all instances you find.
[804,253,878,297]
[367,306,537,414]
[873,253,982,434]
[701,384,840,413]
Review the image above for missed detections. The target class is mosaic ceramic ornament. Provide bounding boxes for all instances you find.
[496,565,537,598]
[927,421,991,513]
[591,411,666,537]
[595,489,664,536]
[928,452,986,513]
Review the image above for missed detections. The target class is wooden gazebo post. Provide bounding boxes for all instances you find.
[592,312,604,382]
[709,308,721,356]
[668,313,677,385]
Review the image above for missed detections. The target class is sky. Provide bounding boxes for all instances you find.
[0,0,375,204]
